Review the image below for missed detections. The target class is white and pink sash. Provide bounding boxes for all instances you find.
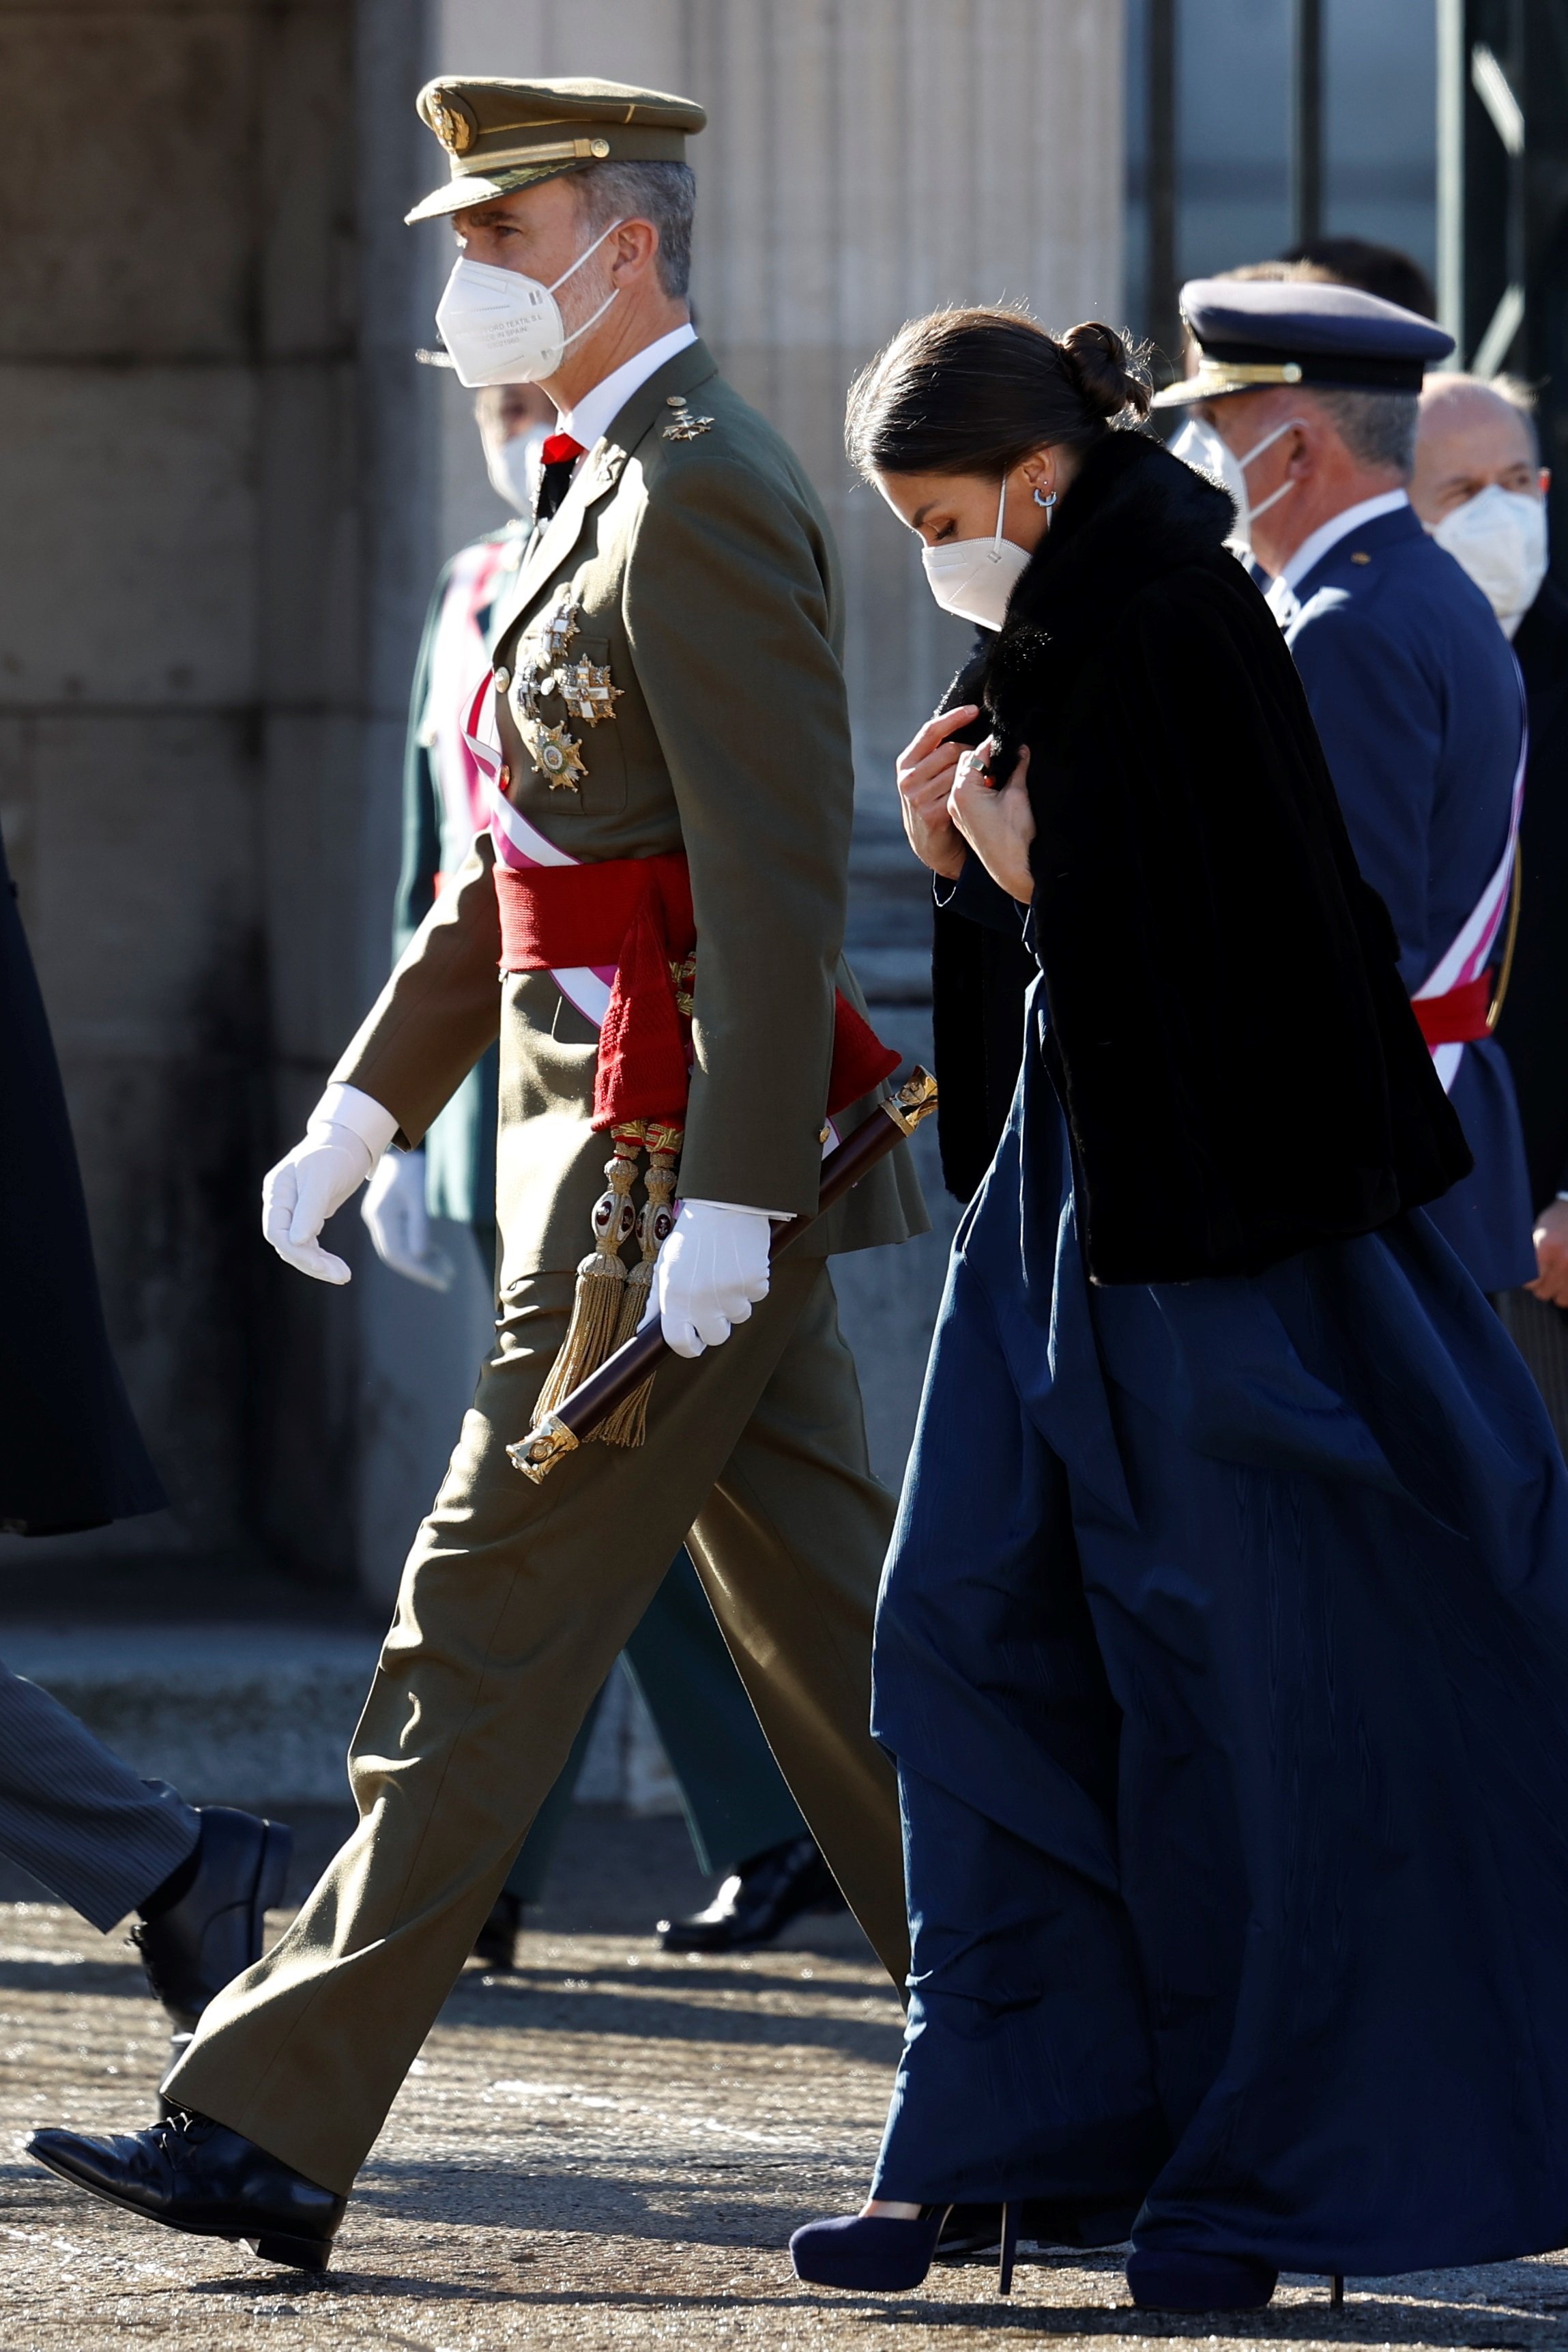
[1410,668,1528,1095]
[463,672,615,1029]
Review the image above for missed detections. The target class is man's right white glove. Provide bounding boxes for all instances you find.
[360,1148,455,1292]
[648,1199,774,1359]
[261,1083,398,1286]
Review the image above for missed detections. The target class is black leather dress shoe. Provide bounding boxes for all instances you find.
[133,1807,292,2032]
[27,2109,345,2271]
[657,1835,847,1953]
[472,1891,525,1970]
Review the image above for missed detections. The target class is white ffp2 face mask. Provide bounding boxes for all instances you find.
[485,420,549,517]
[1170,412,1302,549]
[1429,483,1549,637]
[434,219,625,388]
[921,475,1032,631]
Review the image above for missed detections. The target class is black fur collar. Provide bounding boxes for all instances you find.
[998,429,1234,653]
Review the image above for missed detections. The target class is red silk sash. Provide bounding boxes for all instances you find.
[1411,972,1492,1048]
[493,852,899,1130]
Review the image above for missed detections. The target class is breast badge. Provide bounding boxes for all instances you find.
[663,395,714,442]
[528,720,588,788]
[508,594,622,788]
[558,657,623,726]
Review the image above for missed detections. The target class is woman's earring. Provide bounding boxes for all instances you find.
[1032,484,1057,511]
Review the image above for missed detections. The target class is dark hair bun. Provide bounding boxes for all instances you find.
[1060,321,1153,423]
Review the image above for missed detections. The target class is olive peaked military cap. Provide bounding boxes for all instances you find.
[407,75,706,223]
[1152,276,1453,407]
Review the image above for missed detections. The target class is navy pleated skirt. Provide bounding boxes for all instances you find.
[869,990,1568,2275]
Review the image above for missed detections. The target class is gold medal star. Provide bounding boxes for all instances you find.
[559,658,624,727]
[527,720,587,789]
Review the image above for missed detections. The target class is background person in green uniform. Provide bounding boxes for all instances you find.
[363,377,843,1960]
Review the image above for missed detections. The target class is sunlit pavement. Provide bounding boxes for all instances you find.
[1,1827,1565,2350]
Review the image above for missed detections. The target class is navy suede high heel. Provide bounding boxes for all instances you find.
[791,2203,1022,2295]
[1126,2248,1278,2312]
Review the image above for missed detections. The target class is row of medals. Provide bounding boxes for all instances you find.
[495,594,620,790]
[493,400,714,790]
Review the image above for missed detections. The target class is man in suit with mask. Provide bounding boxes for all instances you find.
[1410,371,1568,1429]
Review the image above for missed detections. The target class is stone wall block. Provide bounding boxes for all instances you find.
[0,12,259,360]
[260,710,371,1067]
[261,1,359,358]
[257,360,362,701]
[0,364,258,706]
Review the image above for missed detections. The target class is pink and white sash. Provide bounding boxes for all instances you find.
[463,673,614,1028]
[1410,668,1528,1095]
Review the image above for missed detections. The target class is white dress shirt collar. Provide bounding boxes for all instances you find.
[556,321,699,455]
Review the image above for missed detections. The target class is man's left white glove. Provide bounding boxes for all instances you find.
[261,1083,398,1285]
[649,1200,774,1359]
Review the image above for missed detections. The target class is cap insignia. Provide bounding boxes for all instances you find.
[426,91,476,154]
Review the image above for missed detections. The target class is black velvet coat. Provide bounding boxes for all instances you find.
[934,429,1471,1285]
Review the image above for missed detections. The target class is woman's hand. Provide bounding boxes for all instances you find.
[1527,1199,1568,1307]
[949,738,1036,903]
[895,705,979,879]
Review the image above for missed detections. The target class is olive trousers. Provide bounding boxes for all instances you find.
[165,1258,905,2194]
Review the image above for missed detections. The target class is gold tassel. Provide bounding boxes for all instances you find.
[533,1123,644,1421]
[598,1119,683,1448]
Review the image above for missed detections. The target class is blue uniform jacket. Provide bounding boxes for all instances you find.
[1284,503,1535,1292]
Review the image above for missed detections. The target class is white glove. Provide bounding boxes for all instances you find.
[648,1200,773,1359]
[261,1083,398,1286]
[360,1149,455,1292]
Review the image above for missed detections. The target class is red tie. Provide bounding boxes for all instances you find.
[536,432,585,522]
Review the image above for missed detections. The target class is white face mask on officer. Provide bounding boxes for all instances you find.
[434,218,625,388]
[922,474,1032,632]
[1170,411,1303,551]
[1429,483,1549,638]
[485,420,549,517]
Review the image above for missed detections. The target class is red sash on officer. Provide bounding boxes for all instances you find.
[493,852,899,1131]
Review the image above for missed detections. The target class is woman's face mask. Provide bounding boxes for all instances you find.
[1170,412,1303,550]
[1429,483,1549,637]
[435,218,625,388]
[921,474,1032,631]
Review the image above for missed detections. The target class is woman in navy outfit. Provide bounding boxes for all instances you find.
[789,309,1568,2313]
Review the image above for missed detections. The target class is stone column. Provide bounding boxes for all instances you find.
[0,0,364,1575]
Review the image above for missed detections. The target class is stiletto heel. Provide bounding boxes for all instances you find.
[790,2203,952,2292]
[998,2201,1019,2295]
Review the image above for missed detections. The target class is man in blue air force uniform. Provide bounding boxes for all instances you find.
[1160,278,1535,1293]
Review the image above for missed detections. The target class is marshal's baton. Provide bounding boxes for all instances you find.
[507,1067,939,1484]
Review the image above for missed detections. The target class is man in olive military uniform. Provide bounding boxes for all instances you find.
[29,76,923,2268]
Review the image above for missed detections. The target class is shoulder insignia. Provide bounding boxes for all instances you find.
[1350,550,1371,565]
[663,395,714,442]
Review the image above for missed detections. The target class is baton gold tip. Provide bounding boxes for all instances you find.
[880,1065,939,1136]
[506,1411,581,1485]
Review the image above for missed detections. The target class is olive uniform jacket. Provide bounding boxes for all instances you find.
[333,338,925,1285]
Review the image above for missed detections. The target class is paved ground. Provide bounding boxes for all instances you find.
[1,1816,1565,2351]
